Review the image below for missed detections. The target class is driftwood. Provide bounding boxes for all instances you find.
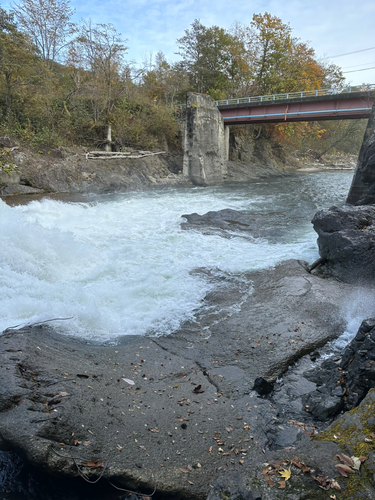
[85,151,167,160]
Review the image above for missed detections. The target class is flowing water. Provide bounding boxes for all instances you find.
[0,170,367,344]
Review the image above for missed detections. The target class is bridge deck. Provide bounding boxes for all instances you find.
[215,85,375,124]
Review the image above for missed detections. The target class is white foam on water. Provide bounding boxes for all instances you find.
[334,288,375,349]
[0,172,354,341]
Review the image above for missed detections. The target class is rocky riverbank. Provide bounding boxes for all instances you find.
[1,248,375,499]
[1,134,354,199]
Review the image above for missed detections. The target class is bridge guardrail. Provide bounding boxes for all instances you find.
[214,84,375,107]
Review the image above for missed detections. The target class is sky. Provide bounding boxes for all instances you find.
[4,0,375,88]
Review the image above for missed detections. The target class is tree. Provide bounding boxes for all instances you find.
[67,20,128,123]
[176,19,249,98]
[12,0,75,66]
[250,12,293,94]
[142,52,189,106]
[0,7,36,118]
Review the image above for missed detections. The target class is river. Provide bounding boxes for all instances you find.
[0,170,362,343]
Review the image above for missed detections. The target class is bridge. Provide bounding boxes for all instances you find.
[215,84,375,125]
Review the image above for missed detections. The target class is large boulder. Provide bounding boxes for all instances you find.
[347,104,375,205]
[312,204,375,283]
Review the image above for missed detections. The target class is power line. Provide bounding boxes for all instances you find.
[343,61,375,70]
[326,46,375,59]
[343,66,375,74]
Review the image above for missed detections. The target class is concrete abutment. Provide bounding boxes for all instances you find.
[182,92,226,186]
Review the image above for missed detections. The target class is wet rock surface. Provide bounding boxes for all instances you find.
[312,204,375,283]
[0,259,364,499]
[181,208,287,241]
[303,318,375,420]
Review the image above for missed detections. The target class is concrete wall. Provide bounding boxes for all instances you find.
[347,104,375,205]
[183,93,226,186]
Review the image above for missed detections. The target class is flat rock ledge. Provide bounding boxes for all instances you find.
[0,259,369,499]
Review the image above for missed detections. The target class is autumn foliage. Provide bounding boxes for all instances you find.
[0,2,366,155]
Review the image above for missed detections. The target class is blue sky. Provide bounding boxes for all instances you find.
[4,0,375,87]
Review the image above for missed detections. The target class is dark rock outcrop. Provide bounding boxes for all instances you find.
[312,204,375,283]
[303,318,375,420]
[347,104,375,205]
[181,208,286,241]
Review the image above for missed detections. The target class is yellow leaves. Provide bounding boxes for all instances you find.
[278,468,291,481]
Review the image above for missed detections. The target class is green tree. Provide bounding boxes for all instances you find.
[176,19,249,98]
[0,7,36,118]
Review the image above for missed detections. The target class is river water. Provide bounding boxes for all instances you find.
[0,170,365,343]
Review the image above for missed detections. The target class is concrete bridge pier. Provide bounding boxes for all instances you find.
[183,92,226,186]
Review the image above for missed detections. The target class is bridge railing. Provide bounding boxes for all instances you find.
[214,84,375,107]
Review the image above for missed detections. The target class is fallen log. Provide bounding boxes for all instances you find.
[85,151,167,160]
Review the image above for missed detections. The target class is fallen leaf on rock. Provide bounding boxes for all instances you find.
[268,459,285,468]
[139,446,146,451]
[330,480,341,491]
[265,476,274,486]
[86,460,104,468]
[351,456,361,471]
[291,455,310,473]
[148,427,159,433]
[278,481,286,489]
[312,475,331,490]
[335,464,355,477]
[330,495,337,500]
[334,454,354,467]
[279,468,291,481]
[364,437,373,443]
[82,441,91,446]
[288,420,308,430]
[207,446,212,453]
[122,378,134,385]
[179,468,189,473]
[188,481,194,485]
[225,426,233,432]
[116,444,123,451]
[193,385,204,393]
[53,392,69,399]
